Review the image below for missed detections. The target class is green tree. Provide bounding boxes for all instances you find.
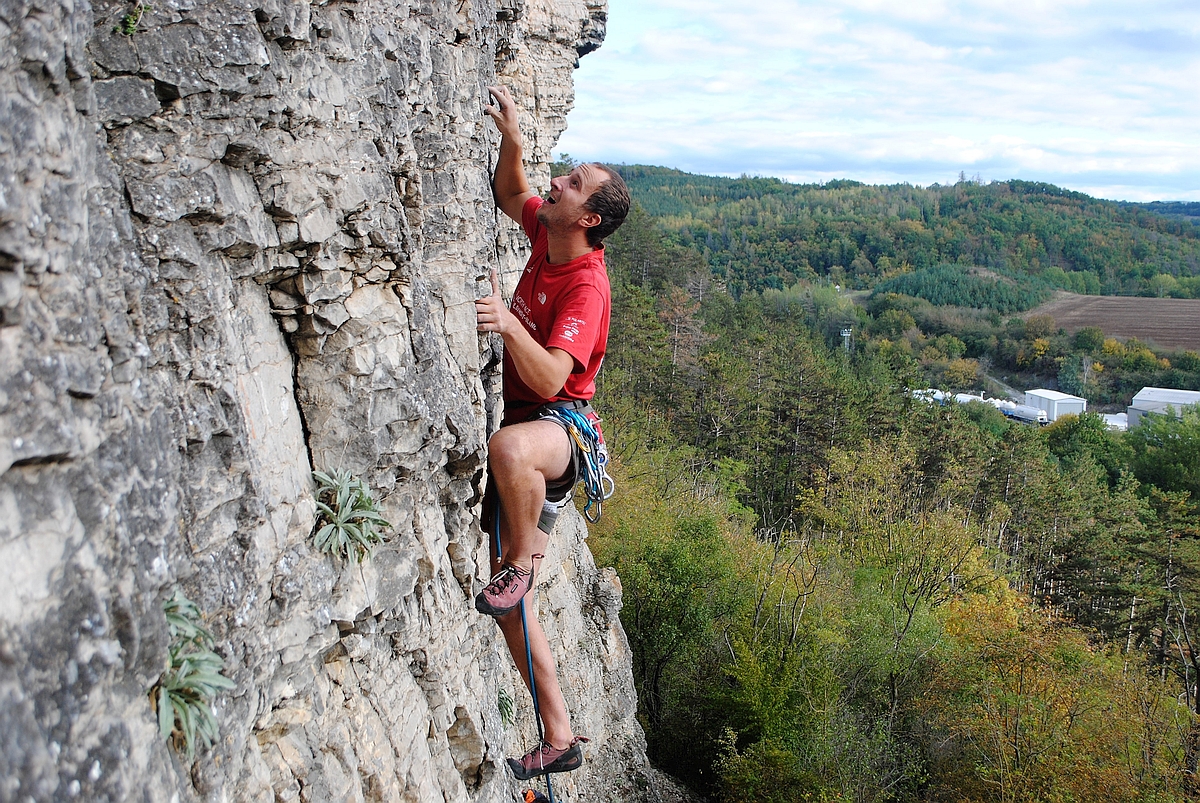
[1073,326,1106,352]
[1148,273,1182,298]
[550,152,576,177]
[1043,412,1132,486]
[1127,406,1200,499]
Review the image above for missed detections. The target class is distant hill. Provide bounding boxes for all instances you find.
[614,165,1200,302]
[1121,201,1200,222]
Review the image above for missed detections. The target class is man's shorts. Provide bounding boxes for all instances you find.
[482,400,600,538]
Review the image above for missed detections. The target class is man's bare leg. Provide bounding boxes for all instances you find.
[497,596,574,747]
[486,419,576,748]
[488,420,570,572]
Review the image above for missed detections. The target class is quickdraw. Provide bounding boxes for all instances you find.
[537,406,615,523]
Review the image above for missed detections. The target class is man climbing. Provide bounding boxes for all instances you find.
[474,84,629,781]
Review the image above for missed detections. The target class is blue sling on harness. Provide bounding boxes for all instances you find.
[532,405,614,523]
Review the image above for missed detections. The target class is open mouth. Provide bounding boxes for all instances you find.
[545,194,557,204]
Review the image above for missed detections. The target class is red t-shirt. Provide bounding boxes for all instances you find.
[502,196,611,421]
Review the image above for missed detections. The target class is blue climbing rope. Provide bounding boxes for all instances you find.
[493,500,557,803]
[535,406,614,523]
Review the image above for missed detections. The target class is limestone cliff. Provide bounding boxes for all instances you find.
[0,0,664,799]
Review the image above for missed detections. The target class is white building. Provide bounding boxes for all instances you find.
[1100,413,1128,432]
[911,389,947,404]
[1128,387,1200,428]
[1024,389,1087,422]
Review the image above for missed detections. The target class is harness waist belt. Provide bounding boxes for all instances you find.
[540,399,594,416]
[509,398,594,420]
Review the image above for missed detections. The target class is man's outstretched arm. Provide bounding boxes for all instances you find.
[485,86,537,224]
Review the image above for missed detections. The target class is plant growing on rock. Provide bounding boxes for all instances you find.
[498,685,515,729]
[151,589,235,759]
[114,3,150,36]
[312,469,392,562]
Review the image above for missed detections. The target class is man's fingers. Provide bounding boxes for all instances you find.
[486,85,517,117]
[476,311,500,332]
[476,273,504,334]
[485,87,504,113]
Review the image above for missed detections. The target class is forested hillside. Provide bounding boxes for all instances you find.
[551,159,1200,402]
[1123,201,1200,223]
[609,164,1200,300]
[582,185,1200,802]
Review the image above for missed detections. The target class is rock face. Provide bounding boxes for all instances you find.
[0,0,662,799]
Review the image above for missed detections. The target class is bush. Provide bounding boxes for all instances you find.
[151,589,235,759]
[717,731,835,803]
[1175,350,1200,372]
[873,308,916,338]
[312,469,392,561]
[1073,326,1105,352]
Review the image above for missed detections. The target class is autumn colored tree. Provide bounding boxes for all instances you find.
[587,185,1200,802]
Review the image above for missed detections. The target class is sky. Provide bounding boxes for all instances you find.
[555,0,1200,202]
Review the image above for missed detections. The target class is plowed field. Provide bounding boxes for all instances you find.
[1028,293,1200,351]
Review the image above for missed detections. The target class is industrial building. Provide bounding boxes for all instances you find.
[1100,413,1129,431]
[1025,389,1087,422]
[1127,387,1200,427]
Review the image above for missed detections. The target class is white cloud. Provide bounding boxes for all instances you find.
[556,0,1200,199]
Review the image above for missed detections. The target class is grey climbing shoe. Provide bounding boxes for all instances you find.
[507,736,589,780]
[475,557,540,616]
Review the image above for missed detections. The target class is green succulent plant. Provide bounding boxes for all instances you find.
[312,469,392,562]
[498,685,515,729]
[151,589,235,759]
[114,3,150,36]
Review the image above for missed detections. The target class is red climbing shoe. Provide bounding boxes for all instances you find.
[507,736,589,780]
[475,557,540,616]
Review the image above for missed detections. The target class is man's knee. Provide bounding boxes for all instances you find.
[488,420,571,485]
[488,426,531,476]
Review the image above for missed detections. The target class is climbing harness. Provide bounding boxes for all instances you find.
[493,501,560,803]
[532,403,615,523]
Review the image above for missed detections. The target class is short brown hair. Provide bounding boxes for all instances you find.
[583,165,630,247]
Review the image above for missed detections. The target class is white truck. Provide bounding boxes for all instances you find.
[1003,404,1049,425]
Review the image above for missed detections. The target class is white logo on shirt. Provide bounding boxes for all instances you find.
[560,315,585,342]
[537,292,547,305]
[513,293,537,330]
